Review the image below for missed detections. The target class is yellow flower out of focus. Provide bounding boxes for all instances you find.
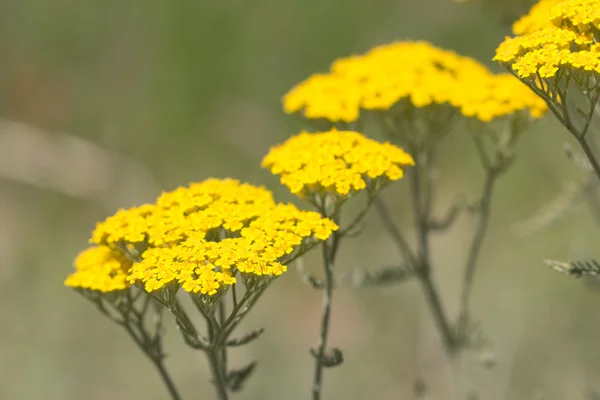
[66,179,337,296]
[512,0,561,34]
[261,129,415,198]
[284,40,546,123]
[495,0,600,80]
[65,246,133,293]
[459,73,547,121]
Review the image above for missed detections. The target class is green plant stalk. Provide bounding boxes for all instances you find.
[311,236,337,400]
[518,69,600,182]
[122,324,183,400]
[576,134,600,183]
[409,155,457,354]
[207,347,230,400]
[457,168,498,335]
[88,292,183,400]
[218,299,228,377]
[166,298,230,400]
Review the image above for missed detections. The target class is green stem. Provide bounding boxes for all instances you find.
[576,134,600,183]
[218,299,228,376]
[415,270,456,355]
[374,198,417,266]
[207,347,230,400]
[149,356,184,400]
[457,168,497,335]
[409,150,457,354]
[311,239,336,400]
[122,323,183,400]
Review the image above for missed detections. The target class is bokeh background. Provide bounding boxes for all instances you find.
[2,0,600,399]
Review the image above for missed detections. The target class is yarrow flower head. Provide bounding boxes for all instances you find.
[65,179,337,298]
[495,0,600,78]
[284,40,546,124]
[512,0,562,34]
[261,129,414,202]
[65,246,133,293]
[494,0,600,136]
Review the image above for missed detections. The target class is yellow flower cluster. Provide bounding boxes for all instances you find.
[130,204,337,295]
[495,0,600,80]
[512,0,561,34]
[65,246,133,292]
[284,40,546,123]
[261,129,414,198]
[65,179,337,295]
[459,72,547,120]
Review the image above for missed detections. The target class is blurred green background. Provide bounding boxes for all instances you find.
[1,0,600,399]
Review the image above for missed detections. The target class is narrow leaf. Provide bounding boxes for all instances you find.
[342,266,411,287]
[544,259,600,277]
[226,328,265,347]
[226,361,258,392]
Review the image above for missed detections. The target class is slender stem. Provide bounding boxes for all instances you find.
[416,269,457,355]
[122,322,183,400]
[232,282,238,309]
[216,284,268,347]
[207,348,230,400]
[457,168,497,336]
[220,289,253,332]
[204,302,229,400]
[218,299,228,376]
[409,150,457,354]
[577,134,600,183]
[312,238,336,400]
[411,154,430,265]
[374,198,417,266]
[149,356,184,400]
[338,192,376,236]
[88,291,184,400]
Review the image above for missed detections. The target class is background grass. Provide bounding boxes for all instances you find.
[1,0,599,399]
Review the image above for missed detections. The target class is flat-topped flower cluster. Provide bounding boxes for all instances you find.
[262,129,415,199]
[285,40,546,123]
[65,179,338,296]
[495,0,600,81]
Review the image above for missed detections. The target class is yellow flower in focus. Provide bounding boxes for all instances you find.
[128,203,337,294]
[549,0,600,32]
[65,246,132,292]
[261,130,414,198]
[91,204,156,246]
[72,178,336,296]
[495,0,600,89]
[149,179,276,246]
